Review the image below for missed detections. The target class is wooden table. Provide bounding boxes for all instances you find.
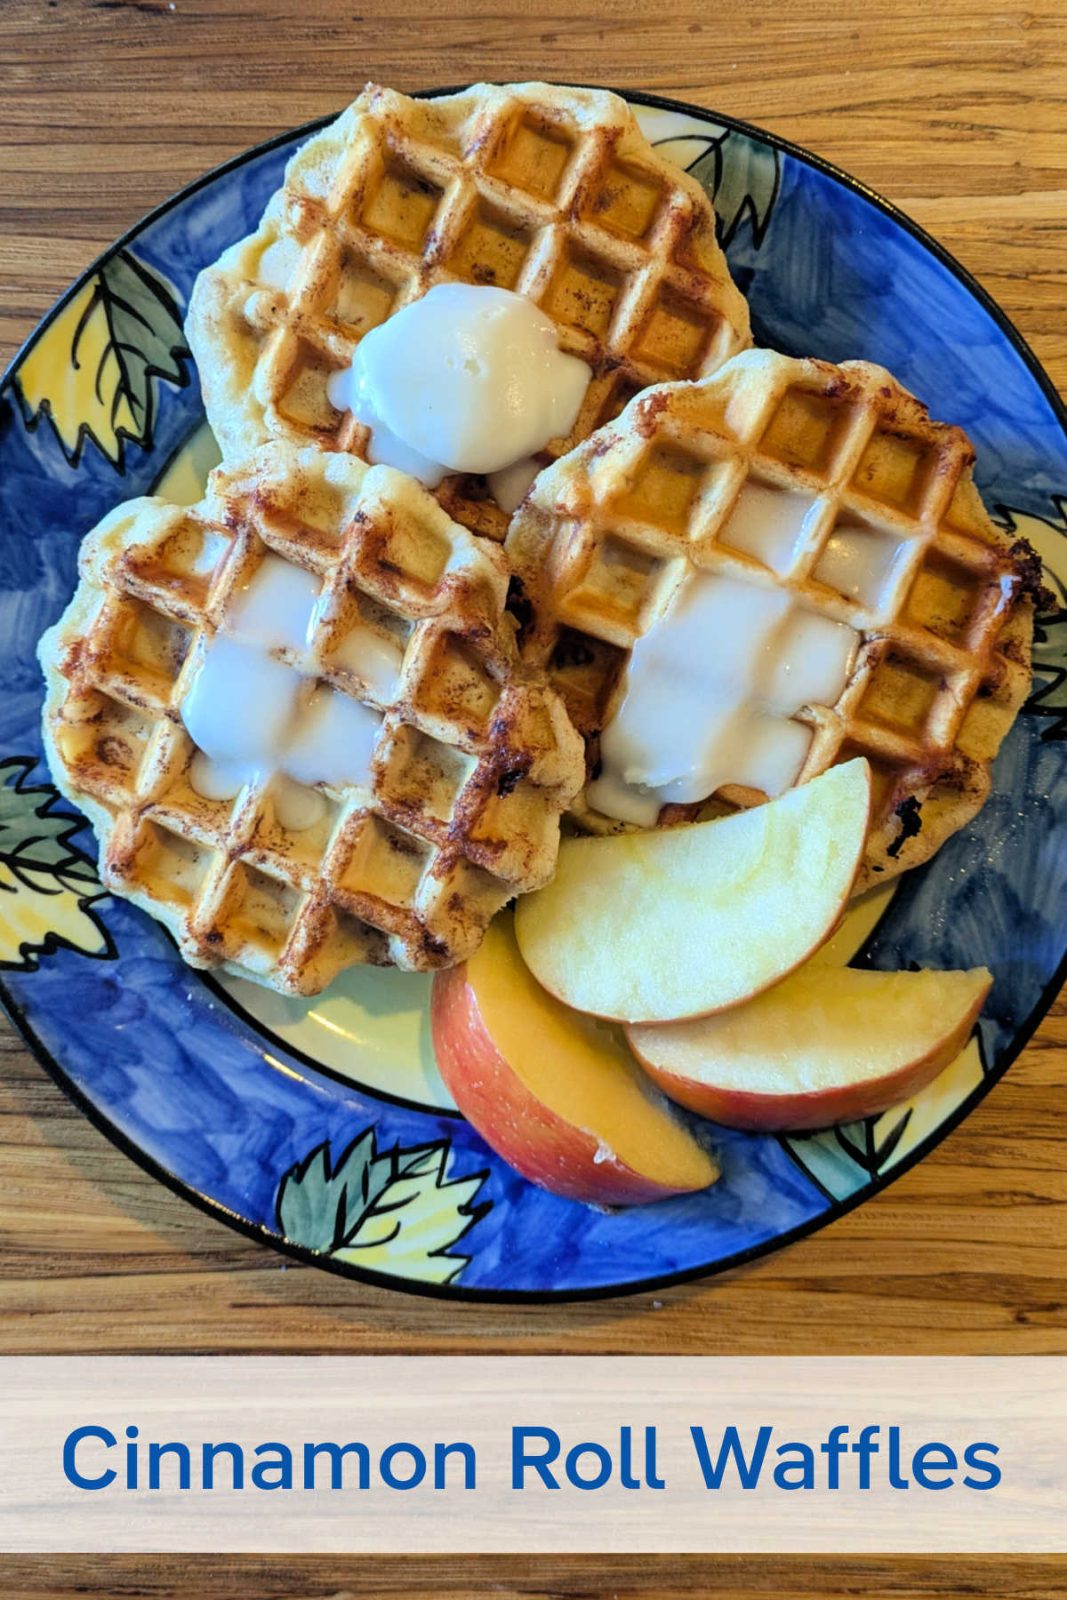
[1,1,1064,1594]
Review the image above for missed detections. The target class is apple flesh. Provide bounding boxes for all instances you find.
[514,758,872,1024]
[431,916,718,1205]
[627,964,992,1132]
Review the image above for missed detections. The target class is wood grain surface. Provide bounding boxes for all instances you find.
[1,0,1064,1594]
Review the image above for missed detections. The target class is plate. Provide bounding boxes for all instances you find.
[1,90,1065,1301]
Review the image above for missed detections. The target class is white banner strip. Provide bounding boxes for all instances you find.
[0,1357,1063,1553]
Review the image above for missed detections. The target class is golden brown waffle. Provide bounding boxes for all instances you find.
[187,81,751,541]
[506,350,1040,884]
[38,443,584,993]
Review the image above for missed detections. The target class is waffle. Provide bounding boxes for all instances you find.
[38,442,584,993]
[505,350,1041,884]
[187,81,751,541]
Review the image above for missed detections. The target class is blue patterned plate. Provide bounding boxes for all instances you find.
[2,91,1065,1300]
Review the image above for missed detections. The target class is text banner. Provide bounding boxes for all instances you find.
[0,1356,1063,1552]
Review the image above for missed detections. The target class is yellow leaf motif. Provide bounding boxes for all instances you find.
[0,860,107,967]
[151,419,222,507]
[16,250,188,468]
[277,1131,489,1286]
[865,1039,985,1177]
[335,1147,488,1285]
[0,758,113,971]
[996,498,1067,736]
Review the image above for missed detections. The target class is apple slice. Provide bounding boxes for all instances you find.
[431,915,718,1205]
[628,964,992,1132]
[514,758,871,1024]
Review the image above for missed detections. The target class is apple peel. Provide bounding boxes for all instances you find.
[431,916,719,1205]
[628,963,992,1132]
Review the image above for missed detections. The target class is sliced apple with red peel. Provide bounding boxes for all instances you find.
[514,758,872,1025]
[431,916,718,1205]
[628,964,992,1132]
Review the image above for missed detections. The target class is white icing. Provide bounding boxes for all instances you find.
[586,774,663,828]
[588,572,859,825]
[284,687,381,792]
[349,403,450,487]
[487,455,542,514]
[181,562,383,828]
[271,775,328,833]
[188,751,253,803]
[814,518,904,609]
[762,609,859,711]
[720,479,814,574]
[226,554,320,654]
[709,711,813,799]
[333,624,405,700]
[327,283,590,487]
[182,636,303,774]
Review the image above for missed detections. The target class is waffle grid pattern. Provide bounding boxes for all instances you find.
[506,351,1035,881]
[39,445,583,992]
[188,81,751,541]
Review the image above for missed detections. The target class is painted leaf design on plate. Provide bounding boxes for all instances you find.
[1000,496,1067,738]
[0,757,113,970]
[16,249,189,469]
[276,1129,489,1285]
[150,419,222,508]
[653,126,781,247]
